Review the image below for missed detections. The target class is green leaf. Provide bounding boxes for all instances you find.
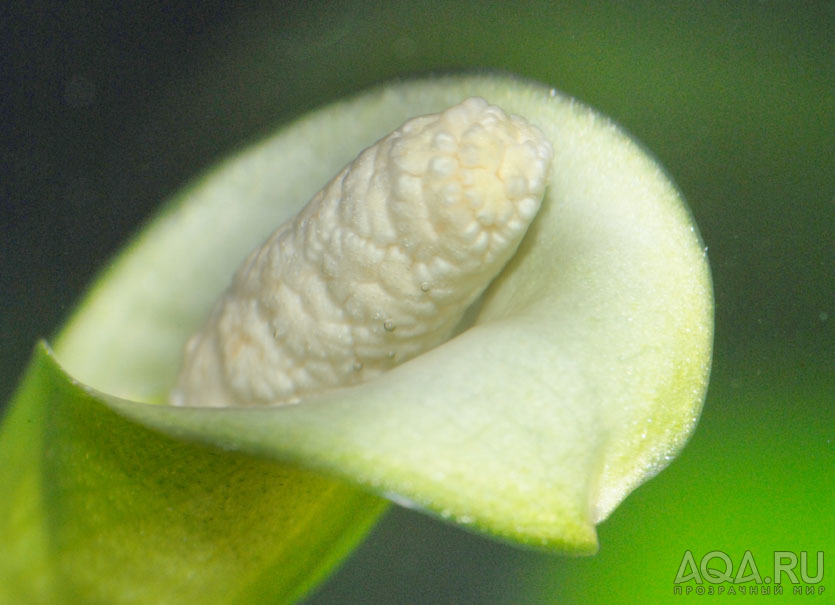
[1,73,712,600]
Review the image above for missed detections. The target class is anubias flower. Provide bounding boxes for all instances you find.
[0,74,712,604]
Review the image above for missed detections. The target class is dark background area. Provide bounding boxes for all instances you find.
[2,2,833,602]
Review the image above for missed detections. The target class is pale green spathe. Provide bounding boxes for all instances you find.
[54,74,713,552]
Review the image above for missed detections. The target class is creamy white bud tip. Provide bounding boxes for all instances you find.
[170,97,553,407]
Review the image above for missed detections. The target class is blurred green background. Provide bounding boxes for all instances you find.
[2,1,832,603]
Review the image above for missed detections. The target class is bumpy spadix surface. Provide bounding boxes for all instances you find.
[53,74,713,552]
[172,98,552,407]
